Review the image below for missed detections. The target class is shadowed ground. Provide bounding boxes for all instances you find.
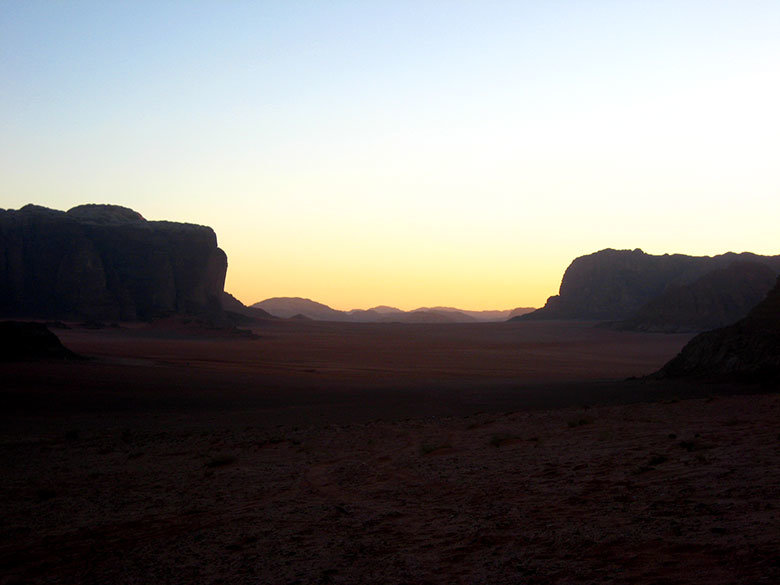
[1,320,776,584]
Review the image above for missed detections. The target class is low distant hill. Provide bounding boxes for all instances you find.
[508,307,535,319]
[519,248,780,326]
[252,298,523,323]
[252,298,347,321]
[420,307,526,321]
[653,276,780,382]
[366,306,404,315]
[390,309,475,323]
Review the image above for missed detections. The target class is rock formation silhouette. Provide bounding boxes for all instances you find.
[614,261,776,332]
[0,204,227,321]
[520,249,780,323]
[653,276,780,382]
[0,321,79,361]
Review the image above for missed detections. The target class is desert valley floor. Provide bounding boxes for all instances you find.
[1,320,778,584]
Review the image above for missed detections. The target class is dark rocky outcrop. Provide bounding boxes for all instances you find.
[653,276,780,382]
[0,321,79,361]
[221,292,275,324]
[614,261,777,332]
[519,249,780,322]
[0,204,227,321]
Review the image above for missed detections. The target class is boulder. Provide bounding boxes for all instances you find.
[0,321,79,361]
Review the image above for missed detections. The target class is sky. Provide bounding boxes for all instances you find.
[1,1,779,311]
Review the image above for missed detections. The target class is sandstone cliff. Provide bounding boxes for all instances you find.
[653,276,780,381]
[615,261,776,332]
[0,204,227,321]
[520,249,780,322]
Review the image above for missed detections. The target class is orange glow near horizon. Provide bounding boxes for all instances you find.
[216,213,574,311]
[222,254,563,312]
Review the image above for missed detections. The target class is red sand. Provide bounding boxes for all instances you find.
[1,320,777,584]
[58,319,694,383]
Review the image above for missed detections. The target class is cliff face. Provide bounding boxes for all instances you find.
[0,204,227,321]
[653,276,780,381]
[615,261,777,332]
[522,249,780,322]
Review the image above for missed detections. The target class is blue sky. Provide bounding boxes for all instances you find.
[2,1,779,309]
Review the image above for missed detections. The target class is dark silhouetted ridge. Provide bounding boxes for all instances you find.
[0,321,80,361]
[653,276,780,382]
[253,298,520,322]
[252,297,345,321]
[221,292,275,324]
[0,204,227,321]
[614,261,776,332]
[519,248,780,324]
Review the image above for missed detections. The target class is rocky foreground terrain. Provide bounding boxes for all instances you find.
[1,318,777,584]
[1,391,777,585]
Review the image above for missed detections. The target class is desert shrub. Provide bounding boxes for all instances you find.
[206,454,236,468]
[35,487,57,502]
[679,440,697,452]
[419,443,450,455]
[489,433,519,447]
[648,454,669,466]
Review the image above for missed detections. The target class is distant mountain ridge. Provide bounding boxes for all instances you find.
[253,298,344,321]
[252,297,532,322]
[519,248,780,330]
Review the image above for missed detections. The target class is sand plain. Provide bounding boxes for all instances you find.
[1,319,777,584]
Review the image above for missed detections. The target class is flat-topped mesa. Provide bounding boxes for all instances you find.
[520,248,780,323]
[0,204,227,321]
